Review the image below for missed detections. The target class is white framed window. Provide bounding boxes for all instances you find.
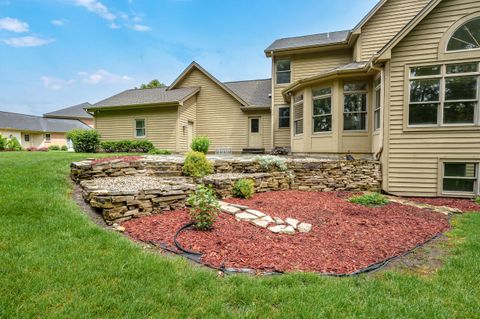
[442,162,479,195]
[343,82,368,131]
[293,94,304,135]
[374,76,382,131]
[24,134,30,142]
[45,133,51,142]
[408,62,479,127]
[312,87,332,133]
[276,59,291,85]
[278,106,290,128]
[447,17,480,52]
[135,119,146,138]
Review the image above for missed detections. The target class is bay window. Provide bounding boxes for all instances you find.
[312,87,332,133]
[408,62,479,126]
[343,82,368,131]
[293,94,304,135]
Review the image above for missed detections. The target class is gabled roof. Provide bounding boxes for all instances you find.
[0,111,91,132]
[168,61,250,106]
[44,102,93,119]
[351,0,388,33]
[224,79,271,107]
[264,30,351,55]
[89,86,200,110]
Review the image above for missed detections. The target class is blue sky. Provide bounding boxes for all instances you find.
[0,0,378,115]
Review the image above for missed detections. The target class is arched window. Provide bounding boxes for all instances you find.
[447,17,480,51]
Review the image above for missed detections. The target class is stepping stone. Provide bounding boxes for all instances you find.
[297,222,312,233]
[280,225,296,235]
[273,217,285,225]
[235,212,258,221]
[285,217,300,229]
[251,219,271,228]
[230,203,249,210]
[268,225,286,233]
[246,209,266,218]
[221,205,241,215]
[259,215,274,223]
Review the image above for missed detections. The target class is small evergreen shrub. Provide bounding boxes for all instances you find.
[6,137,22,151]
[183,151,213,177]
[187,185,220,230]
[256,155,288,172]
[0,134,7,151]
[67,129,100,153]
[100,140,154,153]
[148,148,171,155]
[232,178,255,199]
[348,192,389,207]
[48,145,60,151]
[190,136,210,154]
[61,145,68,151]
[474,197,480,205]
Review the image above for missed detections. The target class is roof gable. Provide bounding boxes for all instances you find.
[223,79,271,107]
[44,102,93,119]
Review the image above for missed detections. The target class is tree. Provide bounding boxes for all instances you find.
[136,79,166,89]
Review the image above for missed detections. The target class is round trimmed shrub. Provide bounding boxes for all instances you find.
[67,129,100,153]
[190,136,210,154]
[232,178,255,199]
[183,151,213,177]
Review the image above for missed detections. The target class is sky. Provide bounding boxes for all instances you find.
[0,0,378,116]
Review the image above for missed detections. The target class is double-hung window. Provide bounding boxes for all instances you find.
[408,62,479,126]
[278,106,290,128]
[135,119,146,138]
[293,94,304,135]
[45,133,51,142]
[312,87,332,133]
[374,77,382,131]
[443,162,479,195]
[276,60,291,84]
[343,82,368,131]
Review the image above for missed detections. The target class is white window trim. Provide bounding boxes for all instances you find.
[276,59,291,85]
[293,94,304,136]
[24,134,30,142]
[312,88,333,134]
[446,17,480,53]
[408,62,480,128]
[374,76,382,131]
[441,161,480,196]
[343,82,369,132]
[135,119,146,138]
[278,106,290,129]
[45,133,51,143]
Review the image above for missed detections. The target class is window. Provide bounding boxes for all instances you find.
[443,162,478,194]
[293,94,304,135]
[408,63,479,126]
[312,87,332,133]
[250,118,260,133]
[278,106,290,128]
[447,17,480,52]
[374,77,382,131]
[135,119,146,137]
[24,134,30,142]
[276,59,291,84]
[45,134,51,142]
[343,82,368,131]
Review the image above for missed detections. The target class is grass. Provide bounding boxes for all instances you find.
[1,152,480,318]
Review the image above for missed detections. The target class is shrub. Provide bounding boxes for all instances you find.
[148,148,171,155]
[48,145,60,151]
[100,140,154,153]
[187,185,220,230]
[191,136,210,154]
[67,129,100,153]
[183,151,213,177]
[6,137,22,151]
[0,134,6,151]
[61,145,68,151]
[232,178,255,199]
[474,197,480,205]
[348,192,389,207]
[270,146,289,155]
[256,155,288,172]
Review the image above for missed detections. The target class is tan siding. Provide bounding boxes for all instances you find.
[387,0,480,197]
[177,95,197,152]
[292,50,352,81]
[359,0,430,61]
[95,107,178,151]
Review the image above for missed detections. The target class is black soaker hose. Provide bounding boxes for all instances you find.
[173,222,202,256]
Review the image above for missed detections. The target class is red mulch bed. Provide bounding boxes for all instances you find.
[91,156,142,165]
[406,197,480,212]
[123,191,450,274]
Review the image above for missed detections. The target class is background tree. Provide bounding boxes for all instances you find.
[136,79,166,89]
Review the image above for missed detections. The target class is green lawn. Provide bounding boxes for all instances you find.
[1,152,480,318]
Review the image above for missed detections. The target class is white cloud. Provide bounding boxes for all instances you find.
[2,36,54,47]
[131,24,151,32]
[109,22,120,29]
[0,17,29,32]
[41,76,75,90]
[51,19,66,26]
[79,69,133,85]
[73,0,116,21]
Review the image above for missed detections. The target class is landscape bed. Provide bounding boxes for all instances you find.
[123,191,450,275]
[405,197,480,212]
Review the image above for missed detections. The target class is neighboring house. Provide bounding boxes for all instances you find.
[0,109,91,149]
[44,102,94,127]
[88,0,480,198]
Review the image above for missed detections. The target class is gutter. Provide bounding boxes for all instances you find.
[86,101,181,113]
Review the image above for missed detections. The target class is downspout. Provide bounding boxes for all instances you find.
[369,60,384,161]
[270,51,275,152]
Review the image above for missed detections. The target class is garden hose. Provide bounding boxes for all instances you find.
[173,222,202,256]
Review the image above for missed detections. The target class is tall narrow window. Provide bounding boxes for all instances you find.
[293,94,304,135]
[312,87,332,133]
[45,133,51,142]
[374,77,382,131]
[135,119,146,138]
[24,134,30,142]
[443,162,478,194]
[276,59,291,84]
[447,17,480,51]
[343,82,368,131]
[278,106,290,128]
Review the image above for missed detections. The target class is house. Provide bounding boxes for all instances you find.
[0,103,92,148]
[88,0,480,198]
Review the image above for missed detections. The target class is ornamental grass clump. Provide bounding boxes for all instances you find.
[190,136,210,154]
[183,151,213,177]
[348,192,389,207]
[256,155,288,172]
[187,185,220,230]
[232,178,255,199]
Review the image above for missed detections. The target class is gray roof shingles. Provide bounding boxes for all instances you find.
[92,86,200,109]
[44,102,93,119]
[0,111,91,132]
[265,30,351,52]
[224,79,271,107]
